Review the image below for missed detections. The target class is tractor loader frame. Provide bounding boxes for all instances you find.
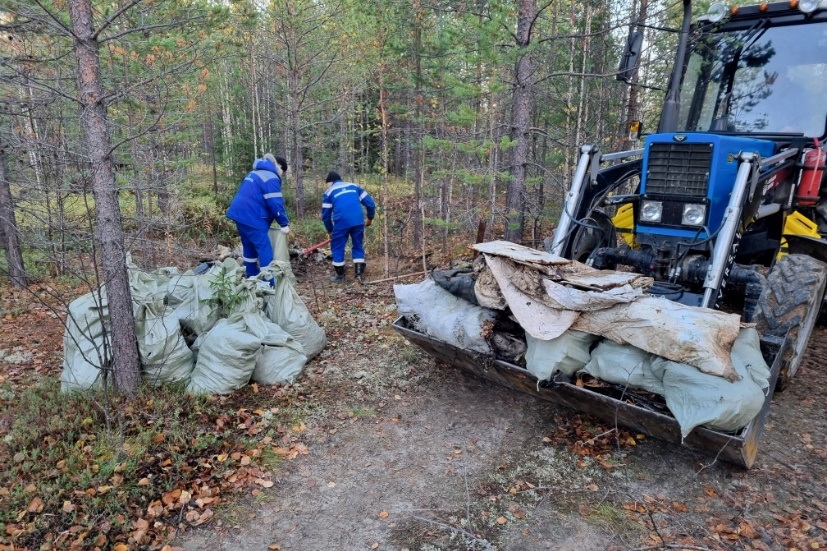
[395,1,827,467]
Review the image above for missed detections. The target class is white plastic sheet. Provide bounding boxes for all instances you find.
[395,278,497,354]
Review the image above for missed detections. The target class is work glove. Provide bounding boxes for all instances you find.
[365,218,373,227]
[280,226,290,234]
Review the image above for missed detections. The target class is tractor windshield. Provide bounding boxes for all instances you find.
[678,20,827,137]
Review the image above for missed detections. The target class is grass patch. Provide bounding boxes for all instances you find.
[351,407,377,417]
[590,502,627,526]
[0,380,304,549]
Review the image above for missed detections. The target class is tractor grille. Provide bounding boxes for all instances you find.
[646,142,712,197]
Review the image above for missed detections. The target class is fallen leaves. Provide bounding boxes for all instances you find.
[0,354,310,551]
[26,497,43,513]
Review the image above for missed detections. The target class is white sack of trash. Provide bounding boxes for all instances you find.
[61,258,324,394]
[394,241,772,439]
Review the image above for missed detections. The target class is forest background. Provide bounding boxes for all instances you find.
[0,0,726,393]
[0,0,716,287]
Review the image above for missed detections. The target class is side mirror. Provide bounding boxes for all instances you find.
[617,30,644,83]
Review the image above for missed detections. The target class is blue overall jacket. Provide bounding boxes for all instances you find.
[226,158,289,230]
[321,180,376,232]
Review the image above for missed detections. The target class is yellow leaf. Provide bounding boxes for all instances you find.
[251,383,259,393]
[137,478,151,486]
[378,511,388,518]
[186,99,197,112]
[268,545,281,550]
[114,543,128,551]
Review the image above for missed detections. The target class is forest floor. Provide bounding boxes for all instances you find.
[1,254,826,551]
[179,258,827,551]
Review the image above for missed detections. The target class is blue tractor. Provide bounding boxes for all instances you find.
[549,0,827,390]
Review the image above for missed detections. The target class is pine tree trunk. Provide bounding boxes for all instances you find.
[68,0,141,395]
[411,5,423,250]
[0,146,27,288]
[505,0,536,243]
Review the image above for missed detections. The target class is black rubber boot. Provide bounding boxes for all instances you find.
[330,265,346,283]
[355,262,365,283]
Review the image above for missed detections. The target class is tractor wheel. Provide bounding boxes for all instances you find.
[753,254,827,391]
[570,211,616,263]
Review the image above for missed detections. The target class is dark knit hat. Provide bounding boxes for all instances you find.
[325,171,341,183]
[263,153,287,173]
[274,155,288,173]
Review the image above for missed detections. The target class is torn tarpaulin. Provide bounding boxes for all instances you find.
[472,241,742,382]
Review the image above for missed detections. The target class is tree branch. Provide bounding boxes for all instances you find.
[92,0,144,40]
[30,0,74,38]
[99,16,204,44]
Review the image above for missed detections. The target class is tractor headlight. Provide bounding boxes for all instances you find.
[640,200,663,223]
[798,0,825,14]
[706,2,728,22]
[682,203,707,226]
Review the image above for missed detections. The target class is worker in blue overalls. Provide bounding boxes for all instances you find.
[321,171,376,283]
[226,153,289,280]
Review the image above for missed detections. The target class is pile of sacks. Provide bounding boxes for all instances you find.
[394,241,771,439]
[61,259,326,395]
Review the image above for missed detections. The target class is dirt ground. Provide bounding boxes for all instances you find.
[179,259,827,551]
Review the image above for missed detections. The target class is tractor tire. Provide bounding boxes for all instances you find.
[753,254,827,391]
[570,211,616,263]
